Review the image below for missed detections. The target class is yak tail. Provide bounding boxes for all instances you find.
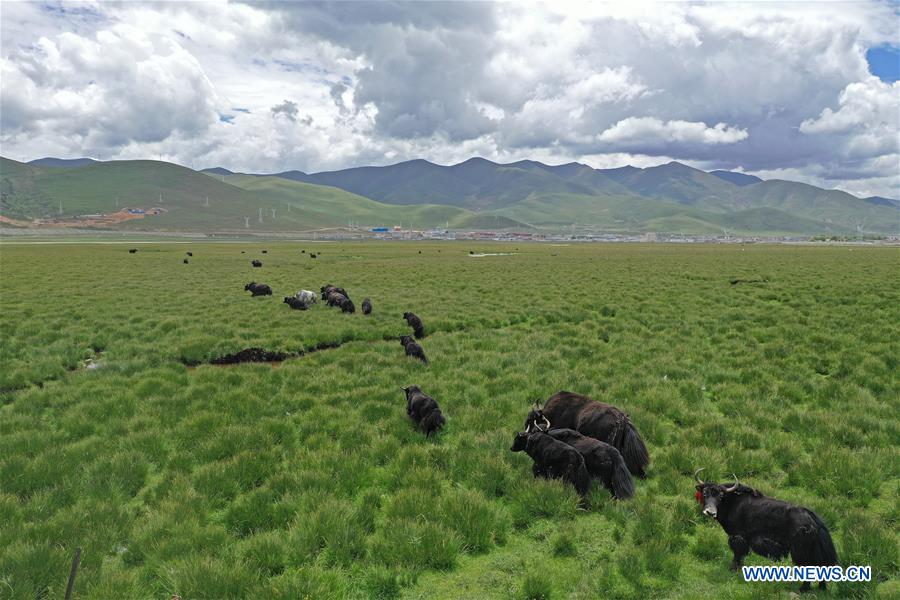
[807,510,839,566]
[609,448,635,500]
[622,420,650,479]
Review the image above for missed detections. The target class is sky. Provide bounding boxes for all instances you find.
[1,1,898,198]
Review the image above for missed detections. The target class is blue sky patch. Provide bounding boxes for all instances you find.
[866,45,899,82]
[219,114,235,124]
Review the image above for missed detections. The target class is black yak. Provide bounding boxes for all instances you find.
[261,250,268,254]
[400,335,428,364]
[183,258,189,264]
[694,469,839,591]
[283,296,308,310]
[128,248,138,253]
[403,386,445,436]
[362,298,372,315]
[326,292,347,307]
[310,253,317,259]
[542,428,634,499]
[321,285,348,300]
[251,260,262,267]
[340,297,356,313]
[510,432,590,496]
[244,282,272,296]
[403,312,425,339]
[525,391,649,478]
[186,251,193,256]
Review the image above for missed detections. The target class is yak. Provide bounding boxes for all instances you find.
[186,251,193,257]
[310,253,317,259]
[326,292,347,307]
[403,312,426,339]
[510,431,590,496]
[362,298,372,315]
[340,297,356,313]
[283,296,308,310]
[525,391,649,478]
[694,469,839,591]
[244,282,272,296]
[321,285,348,300]
[128,248,138,253]
[251,260,262,267]
[295,290,317,305]
[400,335,428,364]
[542,428,634,499]
[183,258,189,264]
[403,386,445,436]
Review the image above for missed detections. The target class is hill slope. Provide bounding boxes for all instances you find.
[0,158,509,231]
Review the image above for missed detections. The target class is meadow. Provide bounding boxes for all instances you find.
[0,241,897,599]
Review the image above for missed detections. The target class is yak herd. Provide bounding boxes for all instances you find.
[134,246,840,590]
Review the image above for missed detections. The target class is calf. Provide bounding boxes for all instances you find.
[510,432,590,496]
[403,312,426,339]
[283,296,308,310]
[244,282,272,296]
[543,428,634,499]
[525,391,649,478]
[361,298,372,315]
[403,386,445,437]
[694,469,838,591]
[400,335,428,364]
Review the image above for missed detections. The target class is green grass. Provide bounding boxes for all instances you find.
[0,242,897,599]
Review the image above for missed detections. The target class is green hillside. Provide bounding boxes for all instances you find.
[0,158,516,231]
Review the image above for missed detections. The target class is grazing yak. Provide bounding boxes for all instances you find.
[283,296,309,310]
[244,282,272,297]
[362,298,372,315]
[403,386,445,436]
[321,285,348,300]
[326,292,347,307]
[525,391,649,478]
[295,290,318,305]
[128,248,138,253]
[510,432,590,496]
[403,312,426,339]
[310,253,317,259]
[251,260,262,267]
[340,297,356,313]
[261,250,268,254]
[186,251,193,257]
[183,258,189,264]
[400,335,428,364]
[694,469,839,591]
[542,428,634,499]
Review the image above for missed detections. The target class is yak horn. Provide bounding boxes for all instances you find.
[724,474,740,493]
[541,415,550,430]
[693,468,705,485]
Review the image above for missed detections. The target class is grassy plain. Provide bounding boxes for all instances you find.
[0,241,897,599]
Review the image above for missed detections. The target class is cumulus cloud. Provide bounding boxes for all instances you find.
[598,117,748,147]
[0,1,898,197]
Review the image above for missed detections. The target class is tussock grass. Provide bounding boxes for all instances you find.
[0,242,897,598]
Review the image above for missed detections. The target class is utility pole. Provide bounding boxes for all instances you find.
[204,196,209,207]
[271,208,276,219]
[244,217,250,228]
[258,208,263,223]
[59,200,63,216]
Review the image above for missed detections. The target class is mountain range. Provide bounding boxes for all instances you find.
[1,155,897,236]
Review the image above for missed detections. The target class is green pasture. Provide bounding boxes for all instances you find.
[0,242,897,599]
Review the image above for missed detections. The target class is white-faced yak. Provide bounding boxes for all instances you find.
[403,386,445,436]
[400,335,428,364]
[694,469,839,592]
[362,298,372,315]
[541,428,634,499]
[244,282,272,296]
[403,312,426,339]
[510,431,590,496]
[525,391,649,478]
